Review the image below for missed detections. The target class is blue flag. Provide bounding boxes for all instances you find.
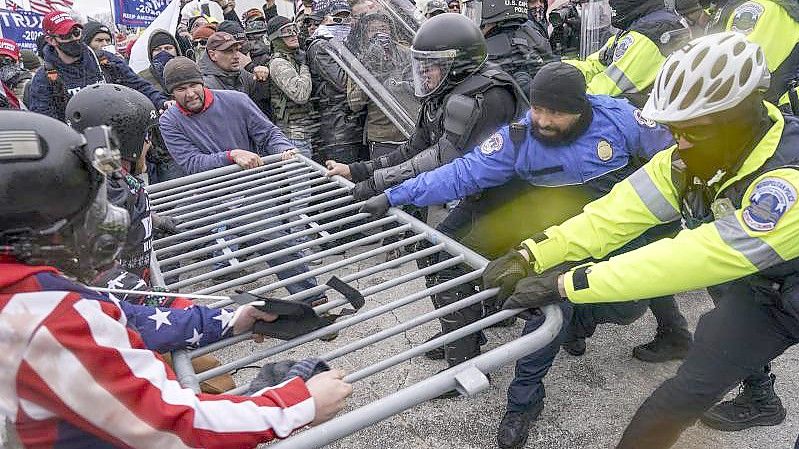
[113,0,170,28]
[0,8,44,51]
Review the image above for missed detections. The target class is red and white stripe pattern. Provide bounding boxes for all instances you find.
[29,0,74,15]
[5,0,22,11]
[2,286,315,449]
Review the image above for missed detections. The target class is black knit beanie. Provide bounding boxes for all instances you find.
[149,32,175,54]
[529,62,589,114]
[82,21,112,45]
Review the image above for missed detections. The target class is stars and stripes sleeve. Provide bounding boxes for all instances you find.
[16,293,315,449]
[119,301,237,353]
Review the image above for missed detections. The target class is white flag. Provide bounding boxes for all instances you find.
[128,0,181,73]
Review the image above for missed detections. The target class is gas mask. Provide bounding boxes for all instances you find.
[67,126,130,278]
[528,5,547,24]
[6,125,130,281]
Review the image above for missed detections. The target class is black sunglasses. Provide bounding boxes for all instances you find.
[54,27,82,41]
[668,124,718,144]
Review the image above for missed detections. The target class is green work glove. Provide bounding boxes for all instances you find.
[483,249,531,305]
[503,271,564,311]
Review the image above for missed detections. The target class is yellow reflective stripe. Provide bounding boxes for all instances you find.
[714,214,785,270]
[604,65,638,93]
[627,168,680,223]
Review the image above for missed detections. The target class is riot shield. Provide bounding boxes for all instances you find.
[322,0,421,139]
[579,0,613,59]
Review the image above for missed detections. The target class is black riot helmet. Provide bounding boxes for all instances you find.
[410,13,488,97]
[65,84,158,175]
[0,110,130,280]
[462,0,528,26]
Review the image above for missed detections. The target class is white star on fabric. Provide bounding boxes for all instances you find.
[186,328,204,346]
[213,309,236,332]
[147,308,172,331]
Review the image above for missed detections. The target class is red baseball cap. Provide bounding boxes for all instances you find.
[0,38,20,61]
[43,11,83,36]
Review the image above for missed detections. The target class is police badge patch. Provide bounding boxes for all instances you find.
[480,133,504,155]
[742,177,797,232]
[634,109,657,128]
[731,1,765,34]
[597,140,613,161]
[613,35,634,61]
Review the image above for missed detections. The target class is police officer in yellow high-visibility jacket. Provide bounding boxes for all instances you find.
[570,0,695,363]
[566,0,685,108]
[484,33,799,448]
[708,0,799,103]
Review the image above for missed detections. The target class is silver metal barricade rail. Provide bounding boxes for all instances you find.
[146,154,563,449]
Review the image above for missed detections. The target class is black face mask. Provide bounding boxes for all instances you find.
[674,108,771,182]
[59,40,84,58]
[528,5,546,24]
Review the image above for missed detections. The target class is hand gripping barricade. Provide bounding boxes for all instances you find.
[139,154,562,448]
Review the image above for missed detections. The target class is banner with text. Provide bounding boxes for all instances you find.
[0,8,43,50]
[113,0,169,27]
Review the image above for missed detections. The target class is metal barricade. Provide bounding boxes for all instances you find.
[146,154,563,449]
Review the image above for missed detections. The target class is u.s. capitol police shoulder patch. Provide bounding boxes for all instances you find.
[480,133,504,155]
[731,1,765,34]
[613,35,634,61]
[634,109,657,128]
[742,177,797,232]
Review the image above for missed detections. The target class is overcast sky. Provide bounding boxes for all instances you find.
[74,0,111,15]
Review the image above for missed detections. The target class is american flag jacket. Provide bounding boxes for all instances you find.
[0,258,315,448]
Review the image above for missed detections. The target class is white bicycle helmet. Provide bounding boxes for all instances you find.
[642,31,770,124]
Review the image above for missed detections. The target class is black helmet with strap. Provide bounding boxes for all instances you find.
[410,13,488,97]
[65,83,158,174]
[0,110,129,280]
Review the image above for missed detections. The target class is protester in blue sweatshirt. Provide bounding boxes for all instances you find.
[159,56,296,174]
[29,11,167,122]
[157,56,324,301]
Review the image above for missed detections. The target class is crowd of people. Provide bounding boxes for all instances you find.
[3,0,799,448]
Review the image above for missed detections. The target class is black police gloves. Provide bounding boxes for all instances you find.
[502,271,563,311]
[483,249,531,304]
[359,193,391,216]
[152,213,182,238]
[351,178,380,201]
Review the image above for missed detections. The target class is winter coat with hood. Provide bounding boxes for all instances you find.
[137,29,183,93]
[199,50,272,117]
[29,43,167,122]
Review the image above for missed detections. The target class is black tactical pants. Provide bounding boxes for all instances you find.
[617,278,799,448]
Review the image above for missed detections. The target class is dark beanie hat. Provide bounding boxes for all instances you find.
[163,56,204,93]
[149,31,175,54]
[82,21,112,45]
[529,62,588,114]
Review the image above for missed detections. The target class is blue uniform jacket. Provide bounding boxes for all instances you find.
[386,95,675,207]
[29,44,167,121]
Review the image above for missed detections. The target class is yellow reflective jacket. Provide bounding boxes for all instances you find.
[565,9,684,107]
[521,102,799,304]
[715,0,799,102]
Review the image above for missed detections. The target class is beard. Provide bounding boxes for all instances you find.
[531,122,581,146]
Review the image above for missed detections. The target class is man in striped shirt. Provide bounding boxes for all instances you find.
[0,110,352,448]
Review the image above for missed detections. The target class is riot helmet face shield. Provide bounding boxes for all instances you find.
[461,0,483,26]
[411,48,455,97]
